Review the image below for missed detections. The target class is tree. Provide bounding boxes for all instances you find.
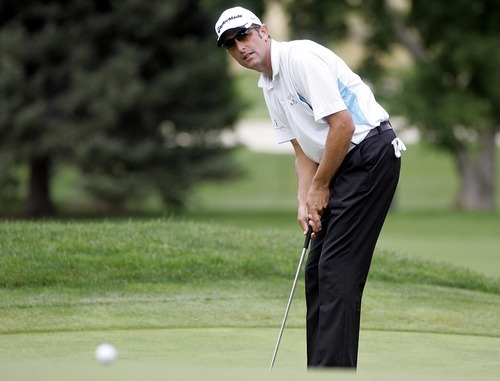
[282,0,499,211]
[0,0,263,217]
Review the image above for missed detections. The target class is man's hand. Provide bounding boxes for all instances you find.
[297,202,309,235]
[306,184,329,233]
[292,109,353,236]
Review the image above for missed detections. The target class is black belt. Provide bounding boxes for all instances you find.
[348,121,392,152]
[365,120,392,140]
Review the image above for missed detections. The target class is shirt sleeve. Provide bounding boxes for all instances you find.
[289,49,347,122]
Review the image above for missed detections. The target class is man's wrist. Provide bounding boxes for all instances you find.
[311,175,330,190]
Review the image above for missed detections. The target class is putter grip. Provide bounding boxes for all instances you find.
[303,226,313,249]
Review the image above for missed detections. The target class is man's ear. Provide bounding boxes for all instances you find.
[258,24,270,41]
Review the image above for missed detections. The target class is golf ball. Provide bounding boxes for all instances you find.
[95,343,117,365]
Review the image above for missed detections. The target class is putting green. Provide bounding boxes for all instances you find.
[1,328,498,380]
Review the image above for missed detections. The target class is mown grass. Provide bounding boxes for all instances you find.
[1,219,498,339]
[1,219,499,380]
[184,145,500,278]
[1,220,299,288]
[189,144,500,214]
[1,219,498,293]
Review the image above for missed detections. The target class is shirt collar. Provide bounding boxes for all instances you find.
[258,40,280,90]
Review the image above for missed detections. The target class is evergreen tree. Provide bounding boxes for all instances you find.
[0,0,261,216]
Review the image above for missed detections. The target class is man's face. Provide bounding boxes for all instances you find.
[222,25,271,74]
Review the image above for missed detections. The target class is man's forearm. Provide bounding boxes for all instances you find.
[291,139,318,205]
[296,153,318,206]
[311,111,354,189]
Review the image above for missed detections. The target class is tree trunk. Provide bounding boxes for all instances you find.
[21,156,55,218]
[453,128,496,211]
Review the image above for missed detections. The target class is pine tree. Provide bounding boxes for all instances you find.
[0,0,256,216]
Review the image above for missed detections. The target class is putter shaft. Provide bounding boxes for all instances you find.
[269,227,313,371]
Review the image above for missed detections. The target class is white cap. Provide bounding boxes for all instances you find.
[215,6,262,47]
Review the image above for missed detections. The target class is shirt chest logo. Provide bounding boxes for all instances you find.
[287,93,298,106]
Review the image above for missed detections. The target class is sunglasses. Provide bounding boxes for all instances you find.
[222,27,257,49]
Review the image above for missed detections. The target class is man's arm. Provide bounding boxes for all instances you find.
[306,109,355,232]
[291,139,318,234]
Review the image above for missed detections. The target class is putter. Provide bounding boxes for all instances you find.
[269,226,313,371]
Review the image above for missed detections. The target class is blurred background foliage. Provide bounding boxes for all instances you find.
[0,0,498,217]
[285,0,499,211]
[0,0,264,217]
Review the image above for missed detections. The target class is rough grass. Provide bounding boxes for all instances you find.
[1,219,498,294]
[0,219,498,339]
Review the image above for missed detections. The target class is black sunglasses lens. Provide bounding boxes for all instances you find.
[235,30,249,41]
[224,38,236,48]
[224,29,250,48]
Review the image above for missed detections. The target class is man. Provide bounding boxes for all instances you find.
[215,6,405,369]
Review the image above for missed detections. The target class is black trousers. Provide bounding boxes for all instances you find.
[305,128,400,368]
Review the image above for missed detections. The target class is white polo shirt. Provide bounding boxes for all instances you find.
[258,40,389,163]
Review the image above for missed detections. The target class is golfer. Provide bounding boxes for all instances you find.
[215,6,405,369]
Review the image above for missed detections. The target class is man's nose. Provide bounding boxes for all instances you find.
[234,39,245,50]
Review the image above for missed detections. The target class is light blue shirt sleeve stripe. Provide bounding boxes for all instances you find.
[338,80,369,125]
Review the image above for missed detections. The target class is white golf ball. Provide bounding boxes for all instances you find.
[95,343,117,365]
